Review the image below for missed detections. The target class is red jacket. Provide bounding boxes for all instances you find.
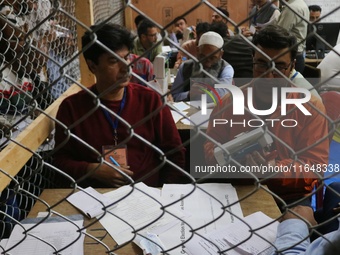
[53,83,185,187]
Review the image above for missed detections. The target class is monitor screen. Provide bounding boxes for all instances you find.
[306,22,340,57]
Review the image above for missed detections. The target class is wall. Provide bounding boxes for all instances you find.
[126,0,253,32]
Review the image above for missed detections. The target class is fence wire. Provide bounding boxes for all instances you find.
[0,0,340,254]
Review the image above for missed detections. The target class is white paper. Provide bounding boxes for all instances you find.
[162,46,172,53]
[184,108,212,128]
[171,110,187,123]
[159,183,243,254]
[0,239,8,250]
[99,183,185,245]
[66,187,116,218]
[249,25,256,34]
[172,101,190,112]
[4,215,84,255]
[185,211,278,255]
[134,232,166,255]
[188,100,215,110]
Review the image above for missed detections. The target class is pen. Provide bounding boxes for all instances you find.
[109,156,120,167]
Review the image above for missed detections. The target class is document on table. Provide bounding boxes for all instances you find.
[159,183,243,255]
[180,108,212,128]
[171,110,187,123]
[4,214,85,255]
[184,211,279,255]
[66,186,117,218]
[172,101,190,112]
[188,100,215,110]
[98,182,186,245]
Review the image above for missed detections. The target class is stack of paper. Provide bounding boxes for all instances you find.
[3,214,85,255]
[97,183,243,255]
[158,183,243,254]
[67,187,117,218]
[184,211,278,255]
[98,183,186,246]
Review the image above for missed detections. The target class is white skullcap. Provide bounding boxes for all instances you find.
[198,31,224,49]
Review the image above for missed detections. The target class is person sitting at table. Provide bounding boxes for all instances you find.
[211,7,234,37]
[128,53,155,86]
[53,23,186,188]
[169,16,195,47]
[174,22,210,69]
[132,19,162,62]
[204,25,329,206]
[273,182,340,255]
[171,31,234,102]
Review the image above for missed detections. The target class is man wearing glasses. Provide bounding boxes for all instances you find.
[204,25,329,207]
[132,19,162,62]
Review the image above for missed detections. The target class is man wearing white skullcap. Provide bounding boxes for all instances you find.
[171,31,234,101]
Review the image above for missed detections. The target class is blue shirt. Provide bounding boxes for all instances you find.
[273,219,340,254]
[171,60,234,102]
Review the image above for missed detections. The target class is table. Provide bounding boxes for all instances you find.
[305,57,322,67]
[173,103,199,130]
[27,185,281,255]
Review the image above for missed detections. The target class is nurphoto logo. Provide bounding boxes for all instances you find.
[199,83,312,128]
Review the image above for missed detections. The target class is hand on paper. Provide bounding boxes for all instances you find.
[87,163,134,187]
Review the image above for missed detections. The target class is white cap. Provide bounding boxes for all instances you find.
[198,31,224,49]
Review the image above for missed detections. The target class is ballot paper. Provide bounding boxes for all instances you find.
[172,101,191,112]
[180,108,212,128]
[98,182,186,245]
[188,100,215,110]
[171,110,187,123]
[4,214,85,255]
[66,187,117,218]
[134,232,166,255]
[184,211,279,255]
[159,183,243,255]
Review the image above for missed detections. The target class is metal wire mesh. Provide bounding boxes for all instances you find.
[0,0,340,254]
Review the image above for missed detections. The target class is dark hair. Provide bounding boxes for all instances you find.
[82,23,134,64]
[309,5,322,12]
[209,21,228,38]
[173,16,187,25]
[216,7,229,18]
[196,22,211,37]
[134,14,146,27]
[252,24,297,61]
[137,19,157,38]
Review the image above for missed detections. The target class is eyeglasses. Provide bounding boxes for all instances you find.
[253,61,292,75]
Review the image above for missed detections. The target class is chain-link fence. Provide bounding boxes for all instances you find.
[1,0,340,254]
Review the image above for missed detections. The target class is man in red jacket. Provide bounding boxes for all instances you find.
[53,23,186,188]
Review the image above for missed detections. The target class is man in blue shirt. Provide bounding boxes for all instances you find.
[171,31,234,102]
[273,182,340,254]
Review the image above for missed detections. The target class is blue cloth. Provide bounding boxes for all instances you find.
[171,60,234,102]
[325,140,340,184]
[311,140,340,210]
[273,218,340,254]
[314,182,340,237]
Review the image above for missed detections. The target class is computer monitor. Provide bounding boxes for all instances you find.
[306,22,340,58]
